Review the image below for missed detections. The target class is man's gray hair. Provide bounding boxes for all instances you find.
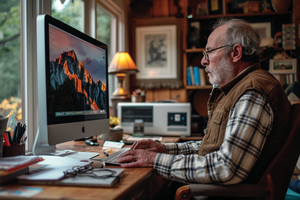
[212,18,262,63]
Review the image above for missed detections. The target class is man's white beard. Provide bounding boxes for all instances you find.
[207,56,235,85]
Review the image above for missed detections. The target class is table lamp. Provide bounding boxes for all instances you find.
[108,52,139,97]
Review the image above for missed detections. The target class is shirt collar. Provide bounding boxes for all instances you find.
[219,62,261,95]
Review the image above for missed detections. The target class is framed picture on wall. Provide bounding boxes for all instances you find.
[135,25,177,80]
[250,22,272,39]
[269,59,297,74]
[131,18,182,89]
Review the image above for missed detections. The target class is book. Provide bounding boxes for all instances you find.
[187,67,192,86]
[0,167,28,185]
[189,66,195,85]
[193,66,200,85]
[18,168,124,187]
[0,155,44,175]
[199,68,206,86]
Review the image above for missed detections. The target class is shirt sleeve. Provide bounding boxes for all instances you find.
[163,141,202,155]
[153,91,273,185]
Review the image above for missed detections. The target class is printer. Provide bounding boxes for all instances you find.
[118,102,191,137]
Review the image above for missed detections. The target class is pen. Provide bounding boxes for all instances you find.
[103,151,109,157]
[3,133,11,146]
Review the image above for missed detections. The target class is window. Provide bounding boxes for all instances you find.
[96,0,125,107]
[0,0,21,121]
[52,0,84,32]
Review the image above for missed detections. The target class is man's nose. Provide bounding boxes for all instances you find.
[201,56,209,66]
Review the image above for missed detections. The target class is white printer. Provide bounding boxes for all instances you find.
[118,102,191,137]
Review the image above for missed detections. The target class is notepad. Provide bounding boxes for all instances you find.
[18,168,124,187]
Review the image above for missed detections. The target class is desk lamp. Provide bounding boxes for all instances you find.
[108,52,139,97]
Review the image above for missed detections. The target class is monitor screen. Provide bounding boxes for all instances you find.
[33,14,109,155]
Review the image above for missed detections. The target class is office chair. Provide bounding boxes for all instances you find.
[175,103,300,200]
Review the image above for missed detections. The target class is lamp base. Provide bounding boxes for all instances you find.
[112,87,128,96]
[112,73,128,97]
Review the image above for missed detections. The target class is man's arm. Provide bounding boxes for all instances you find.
[163,141,202,155]
[154,91,273,185]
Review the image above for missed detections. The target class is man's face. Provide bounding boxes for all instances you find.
[201,25,236,86]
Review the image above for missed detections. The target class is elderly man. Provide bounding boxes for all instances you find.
[116,18,291,185]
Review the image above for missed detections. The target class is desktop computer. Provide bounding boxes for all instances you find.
[33,14,110,156]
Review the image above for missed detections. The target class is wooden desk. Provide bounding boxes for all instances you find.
[1,137,179,200]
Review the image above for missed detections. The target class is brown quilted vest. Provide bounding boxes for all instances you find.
[198,63,291,183]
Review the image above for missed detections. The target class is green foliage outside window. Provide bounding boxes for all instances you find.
[0,0,21,118]
[52,0,84,32]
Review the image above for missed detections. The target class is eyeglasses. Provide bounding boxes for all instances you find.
[202,45,233,60]
[64,165,118,180]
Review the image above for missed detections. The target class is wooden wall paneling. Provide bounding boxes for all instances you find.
[170,88,187,102]
[154,89,171,101]
[145,89,155,102]
[152,0,169,17]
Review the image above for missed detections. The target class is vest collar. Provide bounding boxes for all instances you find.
[219,62,261,95]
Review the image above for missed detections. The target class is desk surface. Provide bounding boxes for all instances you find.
[1,137,180,200]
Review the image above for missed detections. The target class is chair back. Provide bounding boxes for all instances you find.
[258,103,300,200]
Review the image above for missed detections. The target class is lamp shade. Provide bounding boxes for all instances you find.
[108,52,139,74]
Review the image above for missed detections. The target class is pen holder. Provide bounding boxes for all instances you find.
[3,144,25,157]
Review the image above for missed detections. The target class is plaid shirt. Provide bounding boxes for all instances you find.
[154,91,273,185]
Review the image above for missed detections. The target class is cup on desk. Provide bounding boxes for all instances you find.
[131,95,145,103]
[100,128,123,143]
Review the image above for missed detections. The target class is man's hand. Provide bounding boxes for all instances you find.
[116,149,157,168]
[130,139,167,153]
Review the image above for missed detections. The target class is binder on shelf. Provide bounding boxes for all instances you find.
[187,67,192,86]
[193,66,200,85]
[199,68,206,86]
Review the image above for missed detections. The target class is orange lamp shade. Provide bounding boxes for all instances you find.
[108,52,139,74]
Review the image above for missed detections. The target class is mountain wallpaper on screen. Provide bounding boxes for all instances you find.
[49,50,107,112]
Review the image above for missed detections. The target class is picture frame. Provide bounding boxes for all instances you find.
[269,59,297,74]
[136,25,176,80]
[196,3,208,16]
[208,0,223,15]
[250,22,272,39]
[131,18,182,89]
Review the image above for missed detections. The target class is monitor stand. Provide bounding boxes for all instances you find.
[32,127,99,159]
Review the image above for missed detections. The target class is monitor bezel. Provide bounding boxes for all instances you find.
[33,14,110,154]
[44,15,109,125]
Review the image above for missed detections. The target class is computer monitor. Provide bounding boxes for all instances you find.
[33,14,109,155]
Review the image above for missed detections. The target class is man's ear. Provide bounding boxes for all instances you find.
[231,44,242,62]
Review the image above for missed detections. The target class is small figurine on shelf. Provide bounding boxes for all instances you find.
[131,89,146,102]
[174,0,184,18]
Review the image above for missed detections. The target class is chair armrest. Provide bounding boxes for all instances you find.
[175,184,270,200]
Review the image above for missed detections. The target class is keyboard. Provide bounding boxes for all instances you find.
[101,148,130,165]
